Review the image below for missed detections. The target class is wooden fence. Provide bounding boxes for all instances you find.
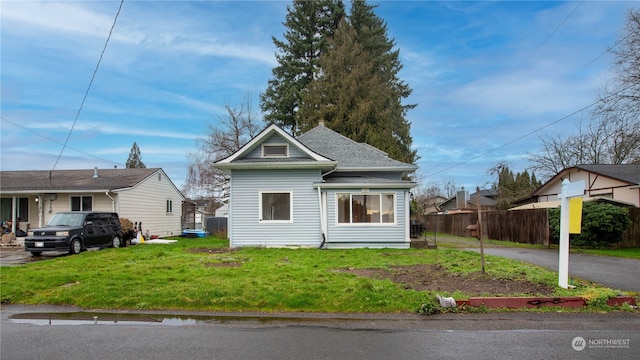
[421,207,639,248]
[620,207,640,248]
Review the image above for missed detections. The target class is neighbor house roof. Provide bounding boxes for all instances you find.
[297,125,417,173]
[572,164,640,185]
[0,168,165,193]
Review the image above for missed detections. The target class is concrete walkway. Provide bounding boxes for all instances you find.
[466,246,640,292]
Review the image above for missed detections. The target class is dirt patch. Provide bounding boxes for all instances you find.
[338,264,554,297]
[187,248,237,254]
[205,261,243,268]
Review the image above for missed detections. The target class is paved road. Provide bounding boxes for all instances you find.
[466,246,640,292]
[2,305,639,360]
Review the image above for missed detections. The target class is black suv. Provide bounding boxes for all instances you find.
[25,211,125,256]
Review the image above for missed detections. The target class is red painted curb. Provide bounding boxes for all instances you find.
[456,296,636,309]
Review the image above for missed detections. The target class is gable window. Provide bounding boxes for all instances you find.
[337,193,395,224]
[166,200,173,214]
[260,191,292,222]
[71,196,92,211]
[262,144,288,157]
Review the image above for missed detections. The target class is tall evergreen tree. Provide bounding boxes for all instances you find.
[493,165,541,209]
[298,20,390,147]
[298,0,416,164]
[348,0,417,164]
[125,142,146,168]
[260,0,345,135]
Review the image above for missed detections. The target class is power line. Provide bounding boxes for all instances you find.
[423,4,627,179]
[510,1,584,77]
[52,0,125,170]
[1,116,120,166]
[424,82,636,179]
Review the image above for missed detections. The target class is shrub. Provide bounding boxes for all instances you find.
[549,201,631,248]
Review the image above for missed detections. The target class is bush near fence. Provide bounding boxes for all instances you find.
[422,207,639,248]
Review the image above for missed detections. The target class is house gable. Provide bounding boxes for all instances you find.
[525,164,640,207]
[216,124,335,169]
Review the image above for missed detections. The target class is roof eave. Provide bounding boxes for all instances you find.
[1,189,113,194]
[214,161,337,171]
[336,165,418,173]
[313,182,417,189]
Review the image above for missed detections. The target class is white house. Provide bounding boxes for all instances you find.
[513,164,640,209]
[0,168,185,237]
[214,123,417,248]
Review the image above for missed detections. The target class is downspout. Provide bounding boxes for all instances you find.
[317,168,336,249]
[405,191,411,243]
[105,192,116,212]
[318,185,326,249]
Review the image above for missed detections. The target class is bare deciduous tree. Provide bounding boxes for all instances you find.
[183,96,260,199]
[529,9,640,180]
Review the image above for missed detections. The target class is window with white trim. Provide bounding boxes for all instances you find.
[337,193,395,224]
[260,191,291,222]
[262,144,288,157]
[71,196,92,211]
[166,200,173,214]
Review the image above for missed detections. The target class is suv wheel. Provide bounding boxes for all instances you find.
[111,236,121,248]
[69,239,82,255]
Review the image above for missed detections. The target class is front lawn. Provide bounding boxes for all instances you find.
[0,236,628,313]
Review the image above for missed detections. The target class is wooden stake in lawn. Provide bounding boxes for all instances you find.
[477,186,485,274]
[557,179,584,289]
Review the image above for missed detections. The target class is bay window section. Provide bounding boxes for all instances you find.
[337,193,395,224]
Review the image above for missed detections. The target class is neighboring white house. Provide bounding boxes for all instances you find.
[0,168,185,237]
[214,123,417,249]
[214,204,228,218]
[513,164,640,209]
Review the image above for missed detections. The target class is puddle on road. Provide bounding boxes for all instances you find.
[9,312,351,327]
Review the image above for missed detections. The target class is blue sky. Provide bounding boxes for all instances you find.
[1,0,635,196]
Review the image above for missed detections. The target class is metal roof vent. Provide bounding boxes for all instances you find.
[93,167,99,179]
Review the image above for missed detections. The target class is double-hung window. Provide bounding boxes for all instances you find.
[71,196,92,211]
[260,191,292,222]
[337,193,395,224]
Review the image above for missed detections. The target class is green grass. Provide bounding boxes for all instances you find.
[571,247,640,259]
[0,236,632,314]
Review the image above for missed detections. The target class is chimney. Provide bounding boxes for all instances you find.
[93,167,99,179]
[318,120,325,127]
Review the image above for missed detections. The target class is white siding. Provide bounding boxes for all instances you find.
[229,169,322,247]
[116,170,184,237]
[323,189,410,249]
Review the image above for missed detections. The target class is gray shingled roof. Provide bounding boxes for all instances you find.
[297,126,416,171]
[576,164,640,184]
[0,168,161,192]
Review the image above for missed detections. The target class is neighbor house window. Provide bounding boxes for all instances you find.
[166,200,173,214]
[262,144,288,157]
[71,196,92,211]
[260,191,291,222]
[1,198,29,222]
[337,193,395,224]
